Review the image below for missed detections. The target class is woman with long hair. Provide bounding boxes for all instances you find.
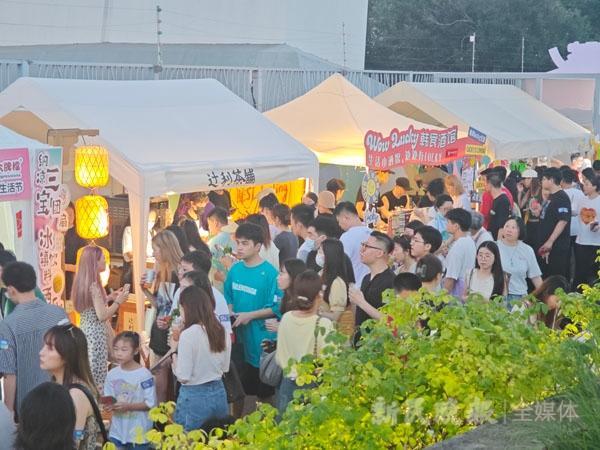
[530,275,570,329]
[142,230,183,403]
[15,382,77,450]
[444,174,471,210]
[171,286,231,431]
[180,219,211,254]
[40,324,105,450]
[496,217,543,305]
[464,241,507,300]
[265,259,307,334]
[317,239,354,326]
[275,270,334,413]
[246,213,280,270]
[574,175,600,289]
[71,245,129,388]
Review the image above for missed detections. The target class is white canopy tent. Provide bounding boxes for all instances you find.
[0,125,52,264]
[0,77,318,331]
[265,73,442,167]
[375,82,591,161]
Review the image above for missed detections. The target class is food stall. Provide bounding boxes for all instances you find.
[0,77,319,332]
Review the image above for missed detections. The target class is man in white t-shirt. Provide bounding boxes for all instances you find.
[334,202,372,284]
[443,208,476,297]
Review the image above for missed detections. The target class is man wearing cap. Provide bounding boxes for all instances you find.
[317,191,336,216]
[480,166,514,230]
[379,177,413,222]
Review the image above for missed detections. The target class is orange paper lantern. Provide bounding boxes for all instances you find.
[75,195,109,240]
[74,145,109,188]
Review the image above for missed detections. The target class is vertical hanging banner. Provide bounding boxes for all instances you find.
[0,148,31,202]
[364,125,486,170]
[34,148,70,305]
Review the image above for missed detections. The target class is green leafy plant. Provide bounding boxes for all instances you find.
[107,285,600,449]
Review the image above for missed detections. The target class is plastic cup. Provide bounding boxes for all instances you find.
[145,269,156,283]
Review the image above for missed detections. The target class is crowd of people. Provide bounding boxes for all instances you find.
[0,155,598,449]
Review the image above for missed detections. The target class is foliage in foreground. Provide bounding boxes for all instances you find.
[104,285,600,449]
[230,288,600,449]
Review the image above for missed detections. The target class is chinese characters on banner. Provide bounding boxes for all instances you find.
[34,148,69,305]
[364,125,485,170]
[0,148,31,201]
[206,168,256,189]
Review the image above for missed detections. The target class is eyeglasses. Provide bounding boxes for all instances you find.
[411,237,425,244]
[360,242,384,252]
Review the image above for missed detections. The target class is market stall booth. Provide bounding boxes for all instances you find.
[264,73,451,195]
[374,82,591,161]
[0,77,318,331]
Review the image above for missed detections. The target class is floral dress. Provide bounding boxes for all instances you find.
[80,283,109,389]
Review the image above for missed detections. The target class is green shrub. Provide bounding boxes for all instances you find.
[108,286,600,449]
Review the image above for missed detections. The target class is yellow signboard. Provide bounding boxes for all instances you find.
[474,180,486,191]
[230,179,306,220]
[465,144,487,156]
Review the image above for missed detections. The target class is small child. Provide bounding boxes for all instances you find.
[104,332,156,450]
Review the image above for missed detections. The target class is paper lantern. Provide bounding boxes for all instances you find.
[76,245,110,287]
[75,195,109,240]
[74,145,109,188]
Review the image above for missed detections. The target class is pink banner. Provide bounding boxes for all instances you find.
[34,148,69,305]
[0,148,31,201]
[364,125,481,170]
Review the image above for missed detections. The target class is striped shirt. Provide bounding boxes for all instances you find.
[0,299,67,412]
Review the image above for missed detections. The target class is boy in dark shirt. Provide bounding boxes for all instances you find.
[486,173,511,240]
[539,168,571,278]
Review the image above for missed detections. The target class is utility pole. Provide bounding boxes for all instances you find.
[154,5,163,79]
[470,33,476,72]
[100,0,111,42]
[521,35,525,72]
[342,21,347,73]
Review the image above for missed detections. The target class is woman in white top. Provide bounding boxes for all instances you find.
[276,270,333,413]
[247,214,280,270]
[444,174,472,210]
[464,241,507,300]
[496,218,542,305]
[574,175,600,288]
[171,285,231,431]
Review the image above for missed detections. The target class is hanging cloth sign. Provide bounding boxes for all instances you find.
[364,125,485,170]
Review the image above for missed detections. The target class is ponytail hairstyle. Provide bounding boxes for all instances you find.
[179,286,226,353]
[280,258,306,314]
[113,331,141,363]
[293,270,322,311]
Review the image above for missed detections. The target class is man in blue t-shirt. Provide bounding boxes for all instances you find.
[224,222,278,405]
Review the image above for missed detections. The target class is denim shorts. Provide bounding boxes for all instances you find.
[174,379,229,432]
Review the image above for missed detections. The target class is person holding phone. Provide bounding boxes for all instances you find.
[72,246,129,389]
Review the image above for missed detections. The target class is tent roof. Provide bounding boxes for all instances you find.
[0,77,318,197]
[264,74,441,166]
[0,123,51,150]
[375,82,590,160]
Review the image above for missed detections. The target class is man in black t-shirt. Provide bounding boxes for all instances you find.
[486,173,511,240]
[379,177,413,222]
[539,167,571,278]
[348,231,395,343]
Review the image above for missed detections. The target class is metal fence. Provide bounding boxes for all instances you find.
[0,59,598,132]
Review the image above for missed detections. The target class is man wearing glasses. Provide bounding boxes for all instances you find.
[348,232,395,338]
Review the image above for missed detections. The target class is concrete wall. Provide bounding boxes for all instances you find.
[0,0,368,68]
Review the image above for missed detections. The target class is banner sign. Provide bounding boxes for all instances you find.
[468,127,487,144]
[0,148,31,201]
[364,125,486,170]
[34,148,69,305]
[230,179,306,220]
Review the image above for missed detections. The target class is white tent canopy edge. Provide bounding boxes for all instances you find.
[0,77,318,332]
